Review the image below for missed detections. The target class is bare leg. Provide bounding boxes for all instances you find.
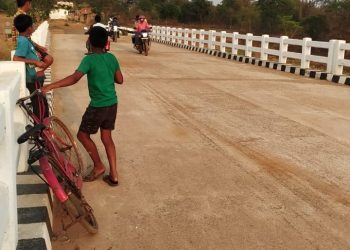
[100,129,118,182]
[77,130,105,176]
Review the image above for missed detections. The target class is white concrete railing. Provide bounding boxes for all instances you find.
[32,21,49,47]
[1,20,49,250]
[0,62,27,250]
[151,26,350,75]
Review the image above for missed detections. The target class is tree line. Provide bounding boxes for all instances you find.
[74,0,350,41]
[139,0,350,41]
[1,0,349,41]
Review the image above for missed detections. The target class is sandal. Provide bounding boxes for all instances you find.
[83,170,105,182]
[103,175,119,186]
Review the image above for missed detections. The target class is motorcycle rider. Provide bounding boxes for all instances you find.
[86,15,108,54]
[134,15,151,47]
[108,16,120,41]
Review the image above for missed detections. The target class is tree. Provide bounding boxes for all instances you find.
[257,0,299,34]
[280,15,302,37]
[30,0,55,21]
[324,0,350,40]
[0,0,17,15]
[301,15,328,40]
[159,2,181,20]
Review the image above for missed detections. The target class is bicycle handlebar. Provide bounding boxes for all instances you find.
[16,89,42,104]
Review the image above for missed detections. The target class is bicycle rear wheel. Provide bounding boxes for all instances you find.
[48,116,83,175]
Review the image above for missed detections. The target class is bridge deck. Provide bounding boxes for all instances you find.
[52,34,350,249]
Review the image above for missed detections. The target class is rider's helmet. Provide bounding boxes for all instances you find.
[139,15,146,22]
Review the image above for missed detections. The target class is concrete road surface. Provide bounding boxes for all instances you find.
[51,33,350,250]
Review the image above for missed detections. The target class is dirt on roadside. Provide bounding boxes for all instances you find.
[49,19,85,35]
[0,13,14,60]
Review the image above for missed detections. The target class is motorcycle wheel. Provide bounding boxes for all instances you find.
[144,41,149,56]
[138,45,142,54]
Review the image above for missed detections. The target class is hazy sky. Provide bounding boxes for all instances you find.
[210,0,222,5]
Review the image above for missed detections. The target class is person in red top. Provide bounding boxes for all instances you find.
[134,15,151,46]
[135,15,150,32]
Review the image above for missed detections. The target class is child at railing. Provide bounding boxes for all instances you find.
[12,0,54,69]
[41,26,123,187]
[13,14,49,121]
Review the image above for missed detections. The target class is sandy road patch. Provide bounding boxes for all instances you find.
[49,31,350,250]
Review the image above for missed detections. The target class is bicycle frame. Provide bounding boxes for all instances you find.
[17,90,82,203]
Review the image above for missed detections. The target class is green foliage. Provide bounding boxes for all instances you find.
[30,0,55,21]
[69,0,349,41]
[301,15,328,40]
[0,0,16,16]
[258,0,299,34]
[159,2,181,20]
[324,0,350,40]
[279,15,302,37]
[179,0,212,24]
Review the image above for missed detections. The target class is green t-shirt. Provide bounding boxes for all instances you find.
[14,35,39,84]
[77,53,120,107]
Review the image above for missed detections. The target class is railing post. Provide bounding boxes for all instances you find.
[166,27,171,42]
[184,28,189,45]
[220,31,226,53]
[208,30,216,50]
[178,28,183,44]
[279,36,288,64]
[171,28,176,43]
[161,26,166,41]
[261,34,269,60]
[232,32,239,55]
[245,33,253,57]
[331,40,346,75]
[199,29,205,48]
[155,26,160,40]
[301,37,312,68]
[191,29,197,47]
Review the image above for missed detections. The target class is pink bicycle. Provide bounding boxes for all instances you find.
[17,89,98,234]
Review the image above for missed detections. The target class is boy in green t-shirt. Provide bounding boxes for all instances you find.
[42,27,124,186]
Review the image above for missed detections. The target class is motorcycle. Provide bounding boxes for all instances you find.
[135,29,151,56]
[108,18,119,42]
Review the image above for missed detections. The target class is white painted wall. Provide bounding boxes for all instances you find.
[49,9,69,20]
[0,70,24,250]
[0,20,49,249]
[31,21,49,47]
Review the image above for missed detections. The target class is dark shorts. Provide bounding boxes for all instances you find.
[79,104,117,134]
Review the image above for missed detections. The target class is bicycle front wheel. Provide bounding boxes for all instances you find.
[48,116,84,175]
[49,157,98,234]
